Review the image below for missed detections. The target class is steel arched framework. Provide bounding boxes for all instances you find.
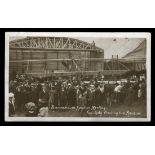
[10,37,103,52]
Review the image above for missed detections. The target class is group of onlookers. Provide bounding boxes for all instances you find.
[8,74,146,117]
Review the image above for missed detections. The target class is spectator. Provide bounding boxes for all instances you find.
[8,73,146,117]
[9,93,15,117]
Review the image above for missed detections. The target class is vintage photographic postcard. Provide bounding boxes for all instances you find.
[5,32,151,122]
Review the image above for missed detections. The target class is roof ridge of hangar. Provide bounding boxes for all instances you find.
[9,36,104,52]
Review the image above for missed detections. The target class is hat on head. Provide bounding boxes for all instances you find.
[39,98,47,103]
[9,92,14,98]
[118,81,121,85]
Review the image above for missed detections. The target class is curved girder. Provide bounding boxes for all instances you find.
[9,37,104,52]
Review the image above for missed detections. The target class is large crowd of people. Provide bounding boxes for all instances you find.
[9,73,146,117]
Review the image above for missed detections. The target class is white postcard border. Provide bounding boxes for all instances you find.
[5,32,151,122]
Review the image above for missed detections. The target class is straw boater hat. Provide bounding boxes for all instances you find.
[42,83,47,88]
[39,98,47,103]
[9,92,14,98]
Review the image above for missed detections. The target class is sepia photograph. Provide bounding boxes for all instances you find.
[5,32,151,122]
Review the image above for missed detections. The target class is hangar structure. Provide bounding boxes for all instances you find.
[9,37,105,77]
[9,37,145,77]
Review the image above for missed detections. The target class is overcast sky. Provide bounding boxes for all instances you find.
[76,37,144,58]
[10,36,144,58]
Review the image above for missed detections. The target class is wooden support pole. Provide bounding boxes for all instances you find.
[112,55,113,70]
[117,55,119,70]
[22,50,24,73]
[16,50,18,73]
[57,52,59,70]
[30,51,32,72]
